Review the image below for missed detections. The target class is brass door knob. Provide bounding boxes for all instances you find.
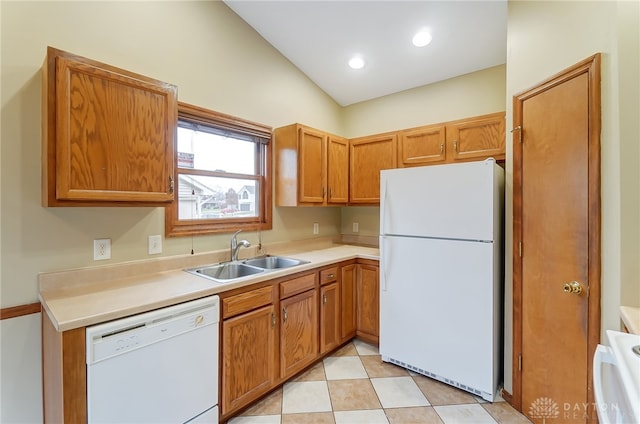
[563,281,583,294]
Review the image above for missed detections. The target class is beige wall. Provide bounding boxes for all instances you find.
[343,65,506,138]
[503,0,640,394]
[0,1,345,308]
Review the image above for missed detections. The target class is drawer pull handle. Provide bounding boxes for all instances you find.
[326,274,335,279]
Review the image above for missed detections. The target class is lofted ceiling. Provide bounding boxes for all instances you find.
[223,0,508,107]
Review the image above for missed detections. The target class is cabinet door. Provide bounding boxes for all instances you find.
[298,127,327,203]
[281,289,319,379]
[356,262,380,344]
[222,304,277,415]
[398,125,446,167]
[327,136,349,204]
[44,47,176,205]
[340,264,357,342]
[349,134,397,204]
[446,112,505,162]
[320,282,340,354]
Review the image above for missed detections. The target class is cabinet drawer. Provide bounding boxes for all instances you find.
[280,273,317,299]
[320,267,339,285]
[223,286,274,319]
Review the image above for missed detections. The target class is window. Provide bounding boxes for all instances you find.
[165,102,272,236]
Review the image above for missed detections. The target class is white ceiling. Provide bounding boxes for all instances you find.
[223,0,508,106]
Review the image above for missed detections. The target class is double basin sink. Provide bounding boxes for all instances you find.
[185,255,309,284]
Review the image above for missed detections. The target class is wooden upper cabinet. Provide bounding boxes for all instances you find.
[274,124,348,206]
[446,112,505,162]
[349,133,397,204]
[398,124,446,167]
[42,47,177,206]
[326,136,349,204]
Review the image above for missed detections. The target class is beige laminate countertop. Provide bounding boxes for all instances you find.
[620,306,640,335]
[39,244,379,332]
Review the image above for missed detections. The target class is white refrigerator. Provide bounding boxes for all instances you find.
[379,158,504,402]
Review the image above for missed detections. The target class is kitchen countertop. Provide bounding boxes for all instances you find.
[39,243,379,332]
[620,306,640,335]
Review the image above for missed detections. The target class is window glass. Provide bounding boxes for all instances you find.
[165,102,272,237]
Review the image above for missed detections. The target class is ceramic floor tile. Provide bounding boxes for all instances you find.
[282,412,336,424]
[412,374,477,405]
[294,360,326,382]
[238,388,282,416]
[384,406,444,424]
[282,381,332,414]
[361,355,410,378]
[228,415,281,424]
[371,376,430,408]
[323,356,368,380]
[353,339,379,356]
[328,379,382,411]
[482,402,532,423]
[330,342,358,357]
[334,409,390,424]
[434,404,498,424]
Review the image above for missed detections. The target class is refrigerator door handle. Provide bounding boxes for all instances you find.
[380,236,389,291]
[380,179,390,235]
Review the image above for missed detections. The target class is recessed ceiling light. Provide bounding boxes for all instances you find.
[412,30,432,47]
[348,57,365,70]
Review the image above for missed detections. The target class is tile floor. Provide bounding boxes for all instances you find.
[228,339,532,424]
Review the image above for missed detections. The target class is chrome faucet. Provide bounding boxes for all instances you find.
[230,230,251,262]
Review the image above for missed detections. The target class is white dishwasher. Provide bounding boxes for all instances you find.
[86,295,219,423]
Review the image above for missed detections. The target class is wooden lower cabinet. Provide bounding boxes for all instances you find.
[356,260,380,344]
[280,288,318,379]
[340,263,357,342]
[222,303,278,414]
[320,282,340,354]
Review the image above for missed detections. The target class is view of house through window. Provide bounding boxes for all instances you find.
[177,126,258,220]
[165,103,272,237]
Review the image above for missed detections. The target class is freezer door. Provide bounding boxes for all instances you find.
[380,159,502,241]
[379,235,500,399]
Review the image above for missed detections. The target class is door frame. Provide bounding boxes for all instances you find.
[511,54,601,413]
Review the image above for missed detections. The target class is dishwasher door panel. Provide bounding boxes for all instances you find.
[86,296,219,424]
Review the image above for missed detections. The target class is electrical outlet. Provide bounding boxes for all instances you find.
[353,222,359,233]
[93,239,111,261]
[313,223,319,234]
[148,235,162,255]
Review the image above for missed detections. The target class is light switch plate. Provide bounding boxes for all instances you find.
[148,235,162,255]
[94,239,111,261]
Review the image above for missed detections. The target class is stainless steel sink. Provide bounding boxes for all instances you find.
[243,255,309,270]
[185,255,309,284]
[186,262,264,283]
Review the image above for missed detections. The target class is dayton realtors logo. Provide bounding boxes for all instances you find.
[529,397,560,423]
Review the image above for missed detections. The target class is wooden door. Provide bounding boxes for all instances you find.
[341,264,357,341]
[447,112,505,162]
[327,136,349,204]
[513,55,601,422]
[349,134,397,204]
[280,289,319,379]
[320,282,340,354]
[298,127,326,203]
[222,304,277,415]
[356,262,380,344]
[398,124,446,167]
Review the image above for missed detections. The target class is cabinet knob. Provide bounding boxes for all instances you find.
[283,307,288,322]
[271,312,276,328]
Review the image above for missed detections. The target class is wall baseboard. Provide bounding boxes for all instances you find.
[0,302,41,320]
